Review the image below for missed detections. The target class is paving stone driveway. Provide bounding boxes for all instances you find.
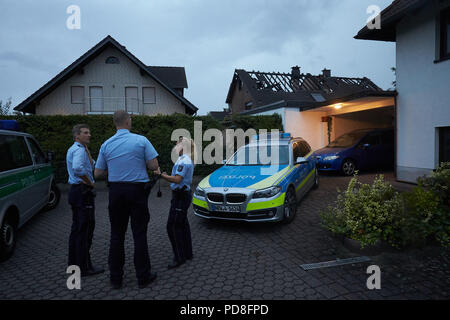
[0,172,448,300]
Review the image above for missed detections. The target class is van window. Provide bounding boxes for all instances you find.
[0,135,33,172]
[26,138,46,164]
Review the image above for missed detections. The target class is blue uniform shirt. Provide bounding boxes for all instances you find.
[170,154,194,191]
[95,129,158,182]
[66,142,95,185]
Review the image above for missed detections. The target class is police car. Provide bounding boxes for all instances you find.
[192,133,318,223]
[0,120,60,261]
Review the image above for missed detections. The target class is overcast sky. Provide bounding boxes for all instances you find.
[0,0,395,115]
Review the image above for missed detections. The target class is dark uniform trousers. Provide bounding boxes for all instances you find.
[68,184,96,272]
[108,182,151,285]
[167,189,193,263]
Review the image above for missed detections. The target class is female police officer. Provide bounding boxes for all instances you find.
[156,137,195,269]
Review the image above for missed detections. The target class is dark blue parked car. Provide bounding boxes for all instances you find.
[313,128,395,176]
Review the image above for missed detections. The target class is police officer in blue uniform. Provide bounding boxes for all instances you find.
[94,110,159,289]
[157,137,194,269]
[66,124,104,277]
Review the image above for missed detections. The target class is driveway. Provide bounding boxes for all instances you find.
[0,172,448,300]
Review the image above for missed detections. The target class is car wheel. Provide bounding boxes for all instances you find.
[341,159,356,176]
[0,218,16,262]
[312,168,319,189]
[43,183,61,212]
[282,187,297,224]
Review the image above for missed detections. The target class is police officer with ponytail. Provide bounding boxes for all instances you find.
[156,137,194,269]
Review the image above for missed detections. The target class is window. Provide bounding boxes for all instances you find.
[440,7,450,60]
[125,87,139,113]
[293,142,302,160]
[105,56,120,64]
[227,145,290,166]
[26,138,46,165]
[142,87,156,104]
[361,133,380,146]
[71,86,84,104]
[0,135,32,172]
[89,86,103,112]
[299,141,312,156]
[439,127,450,163]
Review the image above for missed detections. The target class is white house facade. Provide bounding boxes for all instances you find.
[356,0,450,183]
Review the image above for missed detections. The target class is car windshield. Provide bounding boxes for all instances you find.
[327,131,368,148]
[226,145,290,166]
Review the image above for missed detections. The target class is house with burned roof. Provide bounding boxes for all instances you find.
[226,66,396,151]
[14,35,198,116]
[355,0,450,183]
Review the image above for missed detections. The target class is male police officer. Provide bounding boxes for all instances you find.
[94,110,159,289]
[67,124,104,277]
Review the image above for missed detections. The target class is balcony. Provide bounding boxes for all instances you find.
[83,97,145,115]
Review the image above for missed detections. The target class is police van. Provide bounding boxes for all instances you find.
[192,133,318,223]
[0,120,60,261]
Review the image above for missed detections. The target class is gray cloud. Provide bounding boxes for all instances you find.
[0,0,395,114]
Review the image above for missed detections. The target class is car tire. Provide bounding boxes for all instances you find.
[0,217,16,262]
[43,182,60,212]
[282,187,297,224]
[341,159,356,176]
[312,168,319,189]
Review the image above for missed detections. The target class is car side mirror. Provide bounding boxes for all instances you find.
[295,157,308,165]
[47,151,55,163]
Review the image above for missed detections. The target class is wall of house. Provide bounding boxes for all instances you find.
[246,107,327,151]
[396,0,450,182]
[36,46,186,115]
[228,80,253,114]
[284,109,328,151]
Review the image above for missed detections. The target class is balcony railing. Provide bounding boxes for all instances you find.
[83,97,144,114]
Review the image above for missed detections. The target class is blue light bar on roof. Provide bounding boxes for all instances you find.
[0,120,20,131]
[251,132,291,141]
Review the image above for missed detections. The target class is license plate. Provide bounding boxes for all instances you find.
[212,205,241,213]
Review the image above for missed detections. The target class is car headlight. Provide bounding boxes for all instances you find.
[252,186,282,199]
[323,155,340,161]
[194,186,205,197]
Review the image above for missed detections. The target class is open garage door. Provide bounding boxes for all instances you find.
[332,106,395,139]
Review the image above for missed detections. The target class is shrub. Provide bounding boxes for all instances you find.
[321,163,450,249]
[402,162,450,247]
[0,113,283,183]
[320,175,404,248]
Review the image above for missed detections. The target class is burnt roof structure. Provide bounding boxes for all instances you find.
[355,0,429,41]
[226,67,394,114]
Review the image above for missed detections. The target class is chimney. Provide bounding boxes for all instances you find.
[291,66,301,79]
[322,68,331,77]
[291,66,301,92]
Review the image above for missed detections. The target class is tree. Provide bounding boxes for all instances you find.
[0,98,12,116]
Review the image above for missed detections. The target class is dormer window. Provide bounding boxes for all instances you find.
[105,56,120,64]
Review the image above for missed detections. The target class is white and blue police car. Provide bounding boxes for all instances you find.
[192,133,318,223]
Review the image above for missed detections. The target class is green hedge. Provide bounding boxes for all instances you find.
[1,113,282,183]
